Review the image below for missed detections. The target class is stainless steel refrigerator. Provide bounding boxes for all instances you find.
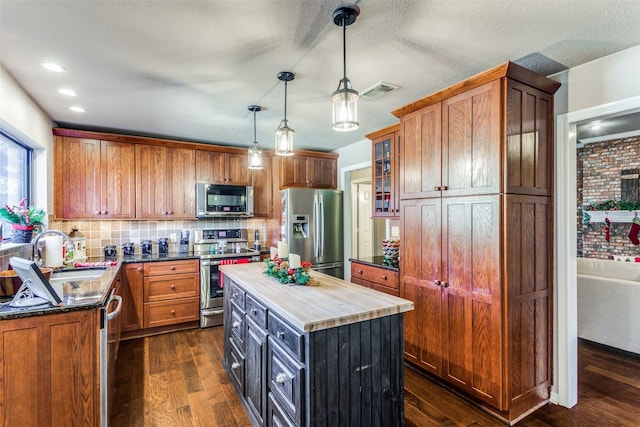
[281,188,344,278]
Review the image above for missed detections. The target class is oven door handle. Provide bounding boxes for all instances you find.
[106,294,123,321]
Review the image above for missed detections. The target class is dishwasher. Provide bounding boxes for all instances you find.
[101,287,122,426]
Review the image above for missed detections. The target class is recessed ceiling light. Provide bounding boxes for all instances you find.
[40,62,66,72]
[58,88,77,97]
[69,106,85,113]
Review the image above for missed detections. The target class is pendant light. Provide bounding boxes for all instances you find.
[247,105,263,169]
[275,71,295,156]
[331,5,360,132]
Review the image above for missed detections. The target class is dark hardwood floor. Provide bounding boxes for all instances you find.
[112,329,640,426]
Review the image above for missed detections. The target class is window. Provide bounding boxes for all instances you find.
[0,130,32,240]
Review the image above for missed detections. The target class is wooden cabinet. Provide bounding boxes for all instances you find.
[136,144,196,219]
[394,61,559,424]
[54,136,135,219]
[0,309,99,426]
[142,259,200,328]
[121,263,144,332]
[196,149,251,185]
[252,154,273,217]
[350,260,399,296]
[367,124,400,217]
[279,151,338,189]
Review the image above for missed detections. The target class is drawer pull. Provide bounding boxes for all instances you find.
[251,308,258,315]
[275,373,287,384]
[171,285,176,289]
[170,310,176,315]
[233,321,241,328]
[358,270,363,274]
[231,362,241,370]
[171,266,176,270]
[276,331,285,340]
[382,275,387,280]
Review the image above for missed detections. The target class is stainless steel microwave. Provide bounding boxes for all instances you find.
[196,184,254,218]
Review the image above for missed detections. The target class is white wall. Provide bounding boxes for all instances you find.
[335,138,373,280]
[554,43,640,408]
[567,44,640,112]
[0,65,54,213]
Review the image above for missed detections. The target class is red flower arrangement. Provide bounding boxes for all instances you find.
[264,256,312,285]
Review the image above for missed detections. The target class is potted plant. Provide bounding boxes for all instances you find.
[0,198,46,243]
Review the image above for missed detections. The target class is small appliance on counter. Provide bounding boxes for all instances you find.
[104,245,117,260]
[178,231,190,254]
[158,238,169,255]
[141,240,153,256]
[68,227,87,262]
[122,242,135,257]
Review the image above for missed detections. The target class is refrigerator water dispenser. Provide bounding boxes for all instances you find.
[292,215,309,239]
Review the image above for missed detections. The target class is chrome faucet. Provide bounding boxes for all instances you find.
[32,229,75,267]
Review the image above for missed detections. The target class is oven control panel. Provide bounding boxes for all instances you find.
[200,229,243,240]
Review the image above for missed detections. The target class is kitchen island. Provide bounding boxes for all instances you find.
[220,262,414,427]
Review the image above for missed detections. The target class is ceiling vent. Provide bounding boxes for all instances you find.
[360,81,400,101]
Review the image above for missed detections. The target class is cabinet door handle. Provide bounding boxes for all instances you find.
[358,270,363,275]
[275,373,287,384]
[442,281,449,288]
[276,331,285,340]
[232,321,241,328]
[435,280,442,286]
[231,362,241,370]
[137,267,143,272]
[251,308,258,315]
[442,186,448,191]
[168,211,173,215]
[434,186,441,191]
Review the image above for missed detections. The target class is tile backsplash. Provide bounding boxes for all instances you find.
[47,218,268,258]
[0,244,33,271]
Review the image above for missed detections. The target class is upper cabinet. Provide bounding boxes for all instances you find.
[394,62,559,200]
[279,151,338,189]
[136,144,196,219]
[366,123,400,217]
[54,136,135,219]
[196,149,251,186]
[251,154,273,218]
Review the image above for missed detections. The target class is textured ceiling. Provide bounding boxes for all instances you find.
[2,1,640,152]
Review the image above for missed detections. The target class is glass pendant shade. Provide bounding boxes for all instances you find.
[248,141,263,169]
[247,104,263,169]
[275,119,294,156]
[332,78,359,131]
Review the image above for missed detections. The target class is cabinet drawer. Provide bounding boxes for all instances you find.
[351,263,399,289]
[143,297,199,328]
[372,283,400,297]
[268,338,304,427]
[230,301,245,345]
[268,392,295,427]
[267,312,304,362]
[229,281,245,309]
[143,273,199,302]
[228,337,245,395]
[144,259,199,276]
[246,293,267,329]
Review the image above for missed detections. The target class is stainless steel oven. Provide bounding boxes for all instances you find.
[195,229,260,327]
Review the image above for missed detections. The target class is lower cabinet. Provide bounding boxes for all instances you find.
[142,259,200,329]
[0,309,99,426]
[350,261,400,296]
[223,277,405,427]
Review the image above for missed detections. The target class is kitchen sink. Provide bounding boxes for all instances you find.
[49,267,107,283]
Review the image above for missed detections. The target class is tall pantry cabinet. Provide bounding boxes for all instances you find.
[394,62,560,424]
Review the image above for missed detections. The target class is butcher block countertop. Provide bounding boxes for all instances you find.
[220,262,413,332]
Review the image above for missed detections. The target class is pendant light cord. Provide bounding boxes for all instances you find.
[253,110,257,142]
[342,18,347,85]
[283,80,288,121]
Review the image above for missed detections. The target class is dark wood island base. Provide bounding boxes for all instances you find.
[220,263,413,427]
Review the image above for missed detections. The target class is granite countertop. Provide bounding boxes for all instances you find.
[350,256,399,271]
[0,262,122,320]
[109,252,200,264]
[220,263,413,333]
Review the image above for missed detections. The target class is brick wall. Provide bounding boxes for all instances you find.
[578,135,640,259]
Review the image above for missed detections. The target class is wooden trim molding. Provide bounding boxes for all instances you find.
[391,62,562,118]
[364,123,400,140]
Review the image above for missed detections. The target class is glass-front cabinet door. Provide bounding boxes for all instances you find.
[370,125,400,218]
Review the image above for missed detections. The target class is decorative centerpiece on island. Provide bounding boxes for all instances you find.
[264,241,312,285]
[0,198,46,243]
